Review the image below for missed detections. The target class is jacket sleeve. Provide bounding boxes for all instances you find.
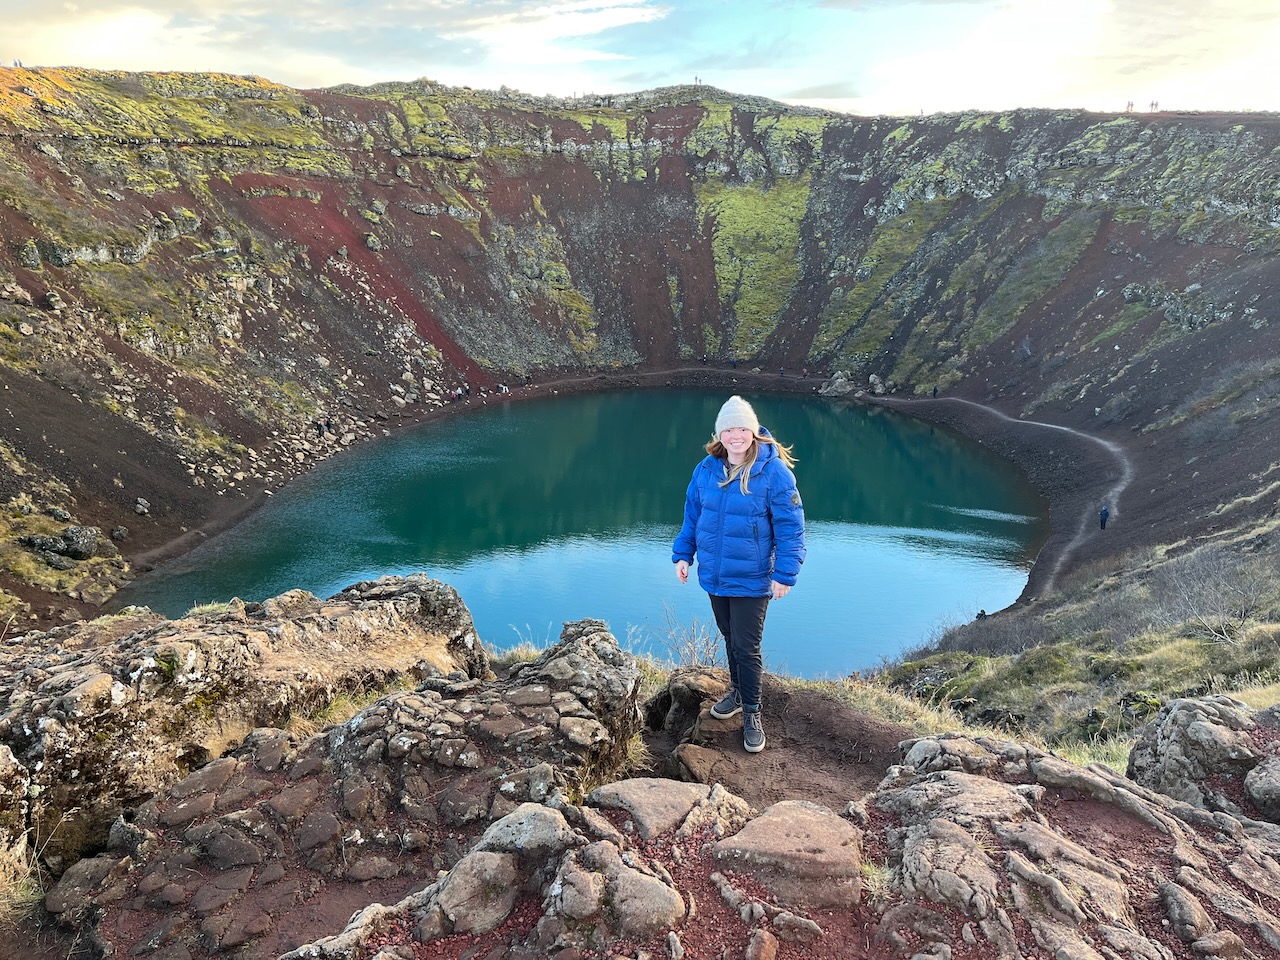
[672,468,702,564]
[767,462,806,585]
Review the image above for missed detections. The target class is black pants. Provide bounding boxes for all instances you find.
[709,594,770,709]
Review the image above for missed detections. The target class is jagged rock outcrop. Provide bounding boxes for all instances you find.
[1128,696,1280,820]
[46,615,643,956]
[0,575,487,864]
[281,774,852,960]
[864,729,1280,958]
[248,716,1280,960]
[20,608,1280,960]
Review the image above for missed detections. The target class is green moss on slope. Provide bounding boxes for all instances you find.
[814,198,957,361]
[696,175,811,358]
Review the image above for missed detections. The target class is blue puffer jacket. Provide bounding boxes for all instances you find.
[672,432,806,597]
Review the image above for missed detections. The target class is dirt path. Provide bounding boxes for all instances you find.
[868,394,1133,601]
[645,674,916,811]
[921,396,1134,595]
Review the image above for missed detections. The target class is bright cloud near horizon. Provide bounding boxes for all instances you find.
[7,0,1280,116]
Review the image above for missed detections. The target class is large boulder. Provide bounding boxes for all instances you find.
[60,525,104,560]
[1127,695,1280,817]
[0,575,487,866]
[712,799,861,909]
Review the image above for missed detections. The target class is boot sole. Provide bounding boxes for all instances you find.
[710,704,743,719]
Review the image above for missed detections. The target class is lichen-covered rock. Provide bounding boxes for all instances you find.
[1245,756,1280,820]
[435,850,520,933]
[505,617,642,792]
[0,744,29,844]
[59,524,103,560]
[474,802,584,859]
[577,838,687,939]
[867,732,1280,958]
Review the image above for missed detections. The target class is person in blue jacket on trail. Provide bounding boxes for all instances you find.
[672,396,806,754]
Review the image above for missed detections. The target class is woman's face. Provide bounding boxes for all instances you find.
[719,427,755,464]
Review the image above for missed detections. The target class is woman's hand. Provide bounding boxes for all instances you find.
[675,560,690,583]
[770,581,791,599]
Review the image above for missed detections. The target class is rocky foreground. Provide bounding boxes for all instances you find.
[2,576,1279,959]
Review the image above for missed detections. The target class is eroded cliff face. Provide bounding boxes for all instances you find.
[2,66,1279,622]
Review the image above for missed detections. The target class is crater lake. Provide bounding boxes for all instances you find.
[116,390,1050,677]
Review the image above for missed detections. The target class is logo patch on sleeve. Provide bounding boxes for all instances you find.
[791,492,802,507]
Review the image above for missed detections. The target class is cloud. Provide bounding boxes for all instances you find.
[785,81,860,100]
[814,0,982,7]
[442,1,670,67]
[7,1,674,90]
[6,0,1280,112]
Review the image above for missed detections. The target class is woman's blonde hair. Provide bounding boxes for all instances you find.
[705,430,796,493]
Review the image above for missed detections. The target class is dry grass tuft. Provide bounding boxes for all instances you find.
[859,860,897,908]
[0,837,42,934]
[286,678,413,739]
[1054,735,1137,774]
[629,604,725,671]
[788,674,1025,743]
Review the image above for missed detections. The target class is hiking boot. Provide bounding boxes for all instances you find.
[743,708,766,753]
[709,688,742,719]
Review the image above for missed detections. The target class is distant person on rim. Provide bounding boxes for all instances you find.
[672,396,806,754]
[1100,504,1110,529]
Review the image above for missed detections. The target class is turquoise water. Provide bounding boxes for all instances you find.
[116,391,1049,677]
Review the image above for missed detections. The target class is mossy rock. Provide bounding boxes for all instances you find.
[882,651,988,700]
[1085,653,1140,682]
[998,643,1077,688]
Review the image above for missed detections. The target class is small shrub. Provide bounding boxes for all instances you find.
[640,604,725,670]
[1149,545,1272,643]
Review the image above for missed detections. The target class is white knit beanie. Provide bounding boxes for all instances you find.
[715,395,760,435]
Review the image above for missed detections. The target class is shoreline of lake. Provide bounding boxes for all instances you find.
[127,367,1111,616]
[864,393,1128,605]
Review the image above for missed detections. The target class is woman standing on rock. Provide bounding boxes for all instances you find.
[672,396,806,754]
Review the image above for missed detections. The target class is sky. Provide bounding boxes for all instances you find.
[6,0,1280,117]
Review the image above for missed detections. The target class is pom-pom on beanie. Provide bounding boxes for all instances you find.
[715,395,760,436]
